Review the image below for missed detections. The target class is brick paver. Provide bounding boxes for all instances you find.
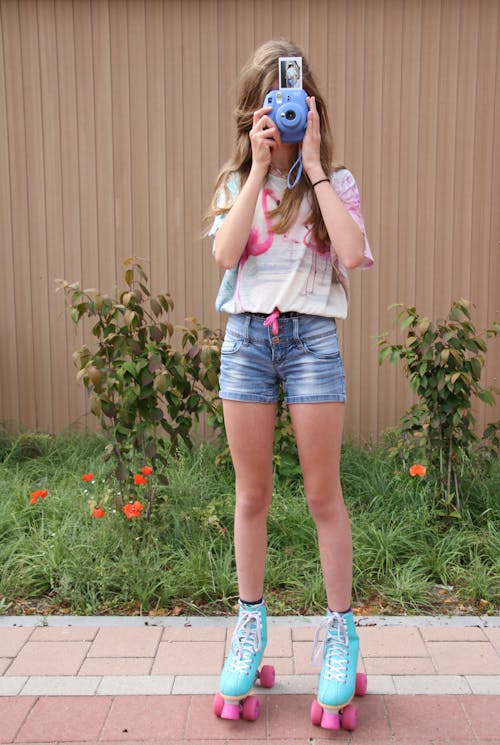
[0,629,33,658]
[87,627,162,658]
[427,640,500,674]
[100,694,189,740]
[0,615,498,743]
[0,697,36,744]
[6,642,91,677]
[14,696,112,742]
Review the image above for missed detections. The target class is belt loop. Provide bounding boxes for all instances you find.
[243,313,251,343]
[292,315,300,340]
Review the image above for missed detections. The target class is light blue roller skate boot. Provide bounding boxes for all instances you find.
[310,610,367,731]
[213,600,275,721]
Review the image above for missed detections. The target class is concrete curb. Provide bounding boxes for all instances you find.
[1,614,499,627]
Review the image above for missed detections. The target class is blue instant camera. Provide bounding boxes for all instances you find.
[263,88,309,143]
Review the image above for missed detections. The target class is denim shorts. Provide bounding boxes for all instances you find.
[219,313,346,404]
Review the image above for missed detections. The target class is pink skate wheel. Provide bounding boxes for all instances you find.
[341,703,358,731]
[242,695,260,721]
[321,710,340,730]
[221,701,240,720]
[259,664,275,688]
[310,699,323,726]
[212,693,224,717]
[355,672,368,697]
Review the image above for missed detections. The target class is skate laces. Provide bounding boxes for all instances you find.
[228,609,263,675]
[311,612,349,683]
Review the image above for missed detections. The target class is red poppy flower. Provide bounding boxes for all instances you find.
[29,489,48,504]
[92,507,106,518]
[133,473,147,485]
[123,501,144,518]
[141,466,153,476]
[409,464,427,477]
[82,473,94,482]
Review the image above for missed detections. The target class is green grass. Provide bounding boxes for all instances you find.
[0,430,498,616]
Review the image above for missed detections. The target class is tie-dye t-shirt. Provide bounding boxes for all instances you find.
[210,168,373,319]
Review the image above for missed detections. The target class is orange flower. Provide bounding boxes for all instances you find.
[141,466,153,476]
[133,473,147,485]
[82,473,94,482]
[29,489,48,504]
[409,464,427,477]
[92,507,106,518]
[123,501,144,519]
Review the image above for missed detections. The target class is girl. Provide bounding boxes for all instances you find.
[207,39,373,725]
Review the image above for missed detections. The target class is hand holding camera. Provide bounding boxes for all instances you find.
[262,88,309,144]
[253,56,319,188]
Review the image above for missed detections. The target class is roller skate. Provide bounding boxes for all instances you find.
[310,609,367,731]
[213,600,275,722]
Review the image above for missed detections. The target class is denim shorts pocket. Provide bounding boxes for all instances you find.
[221,333,245,355]
[299,326,340,359]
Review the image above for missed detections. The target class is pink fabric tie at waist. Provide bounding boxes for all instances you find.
[263,309,280,336]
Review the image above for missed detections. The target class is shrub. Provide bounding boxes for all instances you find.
[378,299,499,516]
[56,258,221,516]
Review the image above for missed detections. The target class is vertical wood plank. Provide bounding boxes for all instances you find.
[109,0,133,275]
[396,0,422,420]
[91,0,116,288]
[341,0,365,434]
[181,0,203,320]
[414,0,440,317]
[19,0,50,429]
[127,0,150,269]
[0,1,21,428]
[164,0,185,320]
[145,0,168,296]
[358,0,383,438]
[54,0,87,429]
[378,1,405,435]
[469,0,499,434]
[37,0,70,432]
[433,0,460,316]
[73,0,99,291]
[200,0,223,329]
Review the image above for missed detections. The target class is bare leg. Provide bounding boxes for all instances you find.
[289,402,352,612]
[222,400,277,602]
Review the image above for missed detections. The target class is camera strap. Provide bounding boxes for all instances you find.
[287,153,303,189]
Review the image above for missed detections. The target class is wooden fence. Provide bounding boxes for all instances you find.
[0,0,498,441]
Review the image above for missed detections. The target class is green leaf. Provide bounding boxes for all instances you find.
[400,315,414,330]
[477,390,495,405]
[469,357,482,380]
[122,361,137,378]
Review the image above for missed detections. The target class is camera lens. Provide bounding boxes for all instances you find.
[284,110,296,121]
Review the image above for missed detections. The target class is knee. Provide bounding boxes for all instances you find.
[306,488,346,524]
[235,485,272,519]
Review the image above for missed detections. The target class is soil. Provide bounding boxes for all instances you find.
[2,586,497,618]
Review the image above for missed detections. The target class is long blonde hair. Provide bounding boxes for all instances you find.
[206,40,341,248]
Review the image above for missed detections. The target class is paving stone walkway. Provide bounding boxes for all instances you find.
[0,614,499,743]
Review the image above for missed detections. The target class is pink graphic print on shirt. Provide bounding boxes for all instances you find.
[235,188,278,309]
[240,188,278,266]
[235,187,331,309]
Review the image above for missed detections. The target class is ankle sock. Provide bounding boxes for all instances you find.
[328,606,351,616]
[239,597,264,607]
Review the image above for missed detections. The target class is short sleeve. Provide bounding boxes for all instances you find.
[332,169,374,269]
[208,172,241,240]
